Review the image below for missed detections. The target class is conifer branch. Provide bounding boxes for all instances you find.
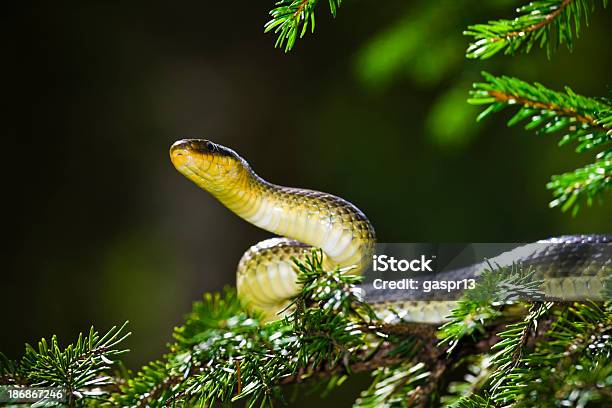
[464,0,608,59]
[2,254,609,406]
[438,262,544,353]
[265,0,342,52]
[547,158,611,213]
[491,302,612,406]
[488,302,553,403]
[469,71,611,213]
[469,72,611,137]
[353,362,431,408]
[0,323,130,406]
[112,251,387,407]
[114,255,556,407]
[442,302,611,406]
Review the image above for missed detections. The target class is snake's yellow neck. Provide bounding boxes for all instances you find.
[170,138,375,276]
[212,169,275,225]
[213,167,374,273]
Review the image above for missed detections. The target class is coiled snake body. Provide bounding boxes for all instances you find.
[170,139,610,322]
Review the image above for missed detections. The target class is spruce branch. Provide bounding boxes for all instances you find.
[0,322,130,406]
[547,158,612,213]
[438,263,544,353]
[469,72,612,213]
[487,302,553,404]
[469,72,611,137]
[493,302,612,406]
[0,353,26,386]
[3,257,610,407]
[464,0,608,59]
[265,0,342,52]
[113,251,487,407]
[443,302,612,406]
[112,251,389,407]
[353,362,430,408]
[442,355,493,407]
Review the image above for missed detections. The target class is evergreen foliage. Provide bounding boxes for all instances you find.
[464,0,608,59]
[265,0,342,52]
[437,263,544,352]
[461,0,610,215]
[0,323,130,406]
[3,253,609,407]
[353,362,430,408]
[263,0,610,214]
[112,251,387,407]
[468,72,611,214]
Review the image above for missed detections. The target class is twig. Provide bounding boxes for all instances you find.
[492,0,573,41]
[488,90,607,131]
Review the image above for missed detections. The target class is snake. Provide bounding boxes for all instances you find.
[170,139,611,323]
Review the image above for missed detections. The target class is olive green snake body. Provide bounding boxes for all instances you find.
[170,139,610,323]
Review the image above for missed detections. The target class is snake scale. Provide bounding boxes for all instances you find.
[170,139,611,323]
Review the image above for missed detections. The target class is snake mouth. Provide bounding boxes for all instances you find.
[170,139,214,169]
[170,139,243,189]
[170,145,187,168]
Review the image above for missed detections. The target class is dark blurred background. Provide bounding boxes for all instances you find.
[6,0,610,395]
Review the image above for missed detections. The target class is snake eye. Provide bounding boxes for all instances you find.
[206,141,215,151]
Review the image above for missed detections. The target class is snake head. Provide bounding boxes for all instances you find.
[170,139,246,192]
